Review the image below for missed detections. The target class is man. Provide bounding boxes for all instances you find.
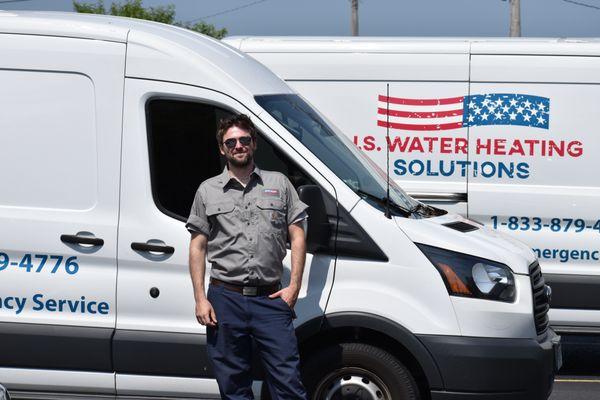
[186,114,309,400]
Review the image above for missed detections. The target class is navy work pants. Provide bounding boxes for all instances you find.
[206,283,308,400]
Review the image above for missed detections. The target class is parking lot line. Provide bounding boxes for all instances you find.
[555,378,600,383]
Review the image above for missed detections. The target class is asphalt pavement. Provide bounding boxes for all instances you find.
[551,377,600,400]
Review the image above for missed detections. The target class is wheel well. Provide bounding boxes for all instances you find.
[299,326,432,400]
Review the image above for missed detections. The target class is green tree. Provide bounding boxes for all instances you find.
[73,0,227,39]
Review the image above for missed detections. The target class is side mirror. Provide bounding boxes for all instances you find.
[297,185,332,253]
[0,384,11,400]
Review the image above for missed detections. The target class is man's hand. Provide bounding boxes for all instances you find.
[195,298,218,327]
[269,284,300,308]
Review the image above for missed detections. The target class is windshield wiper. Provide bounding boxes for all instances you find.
[356,189,410,217]
[410,202,427,214]
[409,202,442,218]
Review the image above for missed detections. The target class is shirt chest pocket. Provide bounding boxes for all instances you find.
[256,198,286,231]
[205,201,235,230]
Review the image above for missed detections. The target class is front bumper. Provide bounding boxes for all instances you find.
[418,329,561,400]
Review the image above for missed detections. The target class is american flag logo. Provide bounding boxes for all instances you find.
[377,93,550,131]
[263,188,280,196]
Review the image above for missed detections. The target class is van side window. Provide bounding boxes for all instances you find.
[147,99,232,220]
[146,99,313,221]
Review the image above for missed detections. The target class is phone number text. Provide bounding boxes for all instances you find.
[0,253,79,275]
[491,216,600,233]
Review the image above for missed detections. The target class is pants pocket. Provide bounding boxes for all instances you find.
[276,296,297,319]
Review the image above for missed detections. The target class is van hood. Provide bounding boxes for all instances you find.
[395,212,536,275]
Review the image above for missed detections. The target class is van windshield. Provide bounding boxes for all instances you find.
[255,94,418,215]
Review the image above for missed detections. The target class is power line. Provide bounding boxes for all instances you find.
[562,0,600,10]
[187,0,270,23]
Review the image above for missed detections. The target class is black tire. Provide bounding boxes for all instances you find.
[302,342,420,400]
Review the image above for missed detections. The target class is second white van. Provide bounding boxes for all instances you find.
[225,36,600,339]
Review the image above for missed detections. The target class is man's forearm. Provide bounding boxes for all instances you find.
[289,235,306,290]
[189,245,207,302]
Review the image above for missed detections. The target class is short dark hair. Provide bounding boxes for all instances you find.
[216,114,257,145]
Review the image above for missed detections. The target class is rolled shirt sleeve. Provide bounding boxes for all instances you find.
[186,185,210,236]
[284,177,309,225]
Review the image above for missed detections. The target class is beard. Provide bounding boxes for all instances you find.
[225,151,253,168]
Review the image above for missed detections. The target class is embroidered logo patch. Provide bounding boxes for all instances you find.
[263,189,280,196]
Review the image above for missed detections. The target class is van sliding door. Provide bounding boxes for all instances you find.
[116,79,336,396]
[468,52,600,331]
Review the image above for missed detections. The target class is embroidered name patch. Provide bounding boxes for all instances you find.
[263,189,280,196]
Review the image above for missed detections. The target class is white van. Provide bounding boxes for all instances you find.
[224,36,600,337]
[0,13,558,400]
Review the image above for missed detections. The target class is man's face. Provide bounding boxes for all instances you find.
[220,126,256,168]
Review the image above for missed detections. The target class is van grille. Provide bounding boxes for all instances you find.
[530,261,550,338]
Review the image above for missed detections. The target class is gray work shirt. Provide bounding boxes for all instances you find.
[186,166,308,286]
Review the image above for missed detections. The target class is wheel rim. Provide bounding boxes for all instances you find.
[315,367,391,400]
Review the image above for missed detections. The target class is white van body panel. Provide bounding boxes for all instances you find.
[326,200,461,336]
[450,274,535,338]
[0,33,124,328]
[249,53,469,81]
[0,11,129,42]
[125,29,292,101]
[471,54,600,83]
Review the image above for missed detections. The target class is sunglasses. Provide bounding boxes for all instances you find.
[223,136,253,149]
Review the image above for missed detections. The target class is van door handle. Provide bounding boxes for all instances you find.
[61,234,104,246]
[131,242,175,254]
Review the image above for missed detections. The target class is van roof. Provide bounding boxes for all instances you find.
[225,36,600,56]
[0,11,291,98]
[0,10,132,42]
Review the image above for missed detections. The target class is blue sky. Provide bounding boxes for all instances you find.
[1,0,599,37]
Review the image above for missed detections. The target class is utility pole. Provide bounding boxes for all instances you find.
[351,0,358,36]
[509,0,521,37]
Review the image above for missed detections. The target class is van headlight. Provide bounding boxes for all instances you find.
[417,244,516,302]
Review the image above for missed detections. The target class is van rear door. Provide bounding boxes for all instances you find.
[468,49,600,329]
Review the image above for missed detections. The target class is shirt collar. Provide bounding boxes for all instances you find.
[218,164,263,189]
